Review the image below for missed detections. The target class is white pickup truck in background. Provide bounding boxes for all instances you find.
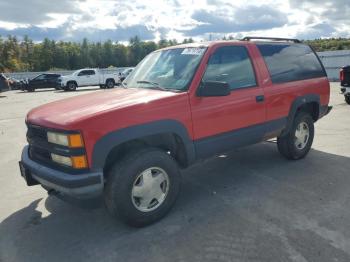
[58,68,121,91]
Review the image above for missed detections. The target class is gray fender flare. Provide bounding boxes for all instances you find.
[281,94,320,136]
[91,120,196,170]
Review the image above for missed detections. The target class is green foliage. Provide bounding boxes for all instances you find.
[4,34,347,72]
[305,38,350,52]
[0,35,194,72]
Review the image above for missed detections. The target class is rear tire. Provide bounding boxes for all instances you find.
[105,79,114,89]
[104,148,181,227]
[345,95,350,105]
[277,112,314,160]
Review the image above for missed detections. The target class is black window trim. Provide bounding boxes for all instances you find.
[200,44,259,92]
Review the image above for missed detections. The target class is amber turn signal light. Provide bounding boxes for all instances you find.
[68,134,84,148]
[71,155,88,169]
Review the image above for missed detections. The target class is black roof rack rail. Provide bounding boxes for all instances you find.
[241,36,301,43]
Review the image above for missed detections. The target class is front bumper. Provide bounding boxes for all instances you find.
[20,145,103,199]
[55,82,64,89]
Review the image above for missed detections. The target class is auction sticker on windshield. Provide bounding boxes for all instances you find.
[181,48,206,56]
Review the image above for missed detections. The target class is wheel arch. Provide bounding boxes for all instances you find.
[67,80,78,86]
[91,120,196,172]
[105,78,115,84]
[281,94,320,136]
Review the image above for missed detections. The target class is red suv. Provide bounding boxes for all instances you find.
[19,37,332,227]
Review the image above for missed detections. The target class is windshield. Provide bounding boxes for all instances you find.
[122,68,132,74]
[124,47,206,91]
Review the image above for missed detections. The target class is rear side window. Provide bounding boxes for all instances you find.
[257,44,326,83]
[202,46,256,90]
[78,70,95,76]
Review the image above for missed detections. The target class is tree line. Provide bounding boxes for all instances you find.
[0,35,194,72]
[304,38,350,52]
[1,34,350,73]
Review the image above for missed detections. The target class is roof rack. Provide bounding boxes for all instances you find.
[241,36,301,43]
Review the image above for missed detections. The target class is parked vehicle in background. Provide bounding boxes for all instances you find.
[340,65,350,104]
[22,73,61,92]
[20,37,331,227]
[0,73,10,92]
[119,68,134,82]
[58,68,120,91]
[8,77,24,90]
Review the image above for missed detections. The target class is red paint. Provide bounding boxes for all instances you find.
[340,69,344,82]
[26,40,330,168]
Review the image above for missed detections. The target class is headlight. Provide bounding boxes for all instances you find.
[51,153,72,166]
[47,132,84,148]
[47,132,69,146]
[51,153,87,169]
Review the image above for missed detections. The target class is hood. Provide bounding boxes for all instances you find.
[26,88,183,129]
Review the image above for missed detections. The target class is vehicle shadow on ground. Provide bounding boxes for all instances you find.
[15,90,57,94]
[1,142,350,262]
[54,88,102,93]
[15,87,103,94]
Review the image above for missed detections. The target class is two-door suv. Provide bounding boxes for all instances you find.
[19,37,332,227]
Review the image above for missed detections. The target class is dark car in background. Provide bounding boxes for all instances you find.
[24,73,61,92]
[340,65,350,104]
[0,73,10,93]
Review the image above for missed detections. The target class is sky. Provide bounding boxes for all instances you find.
[0,0,349,42]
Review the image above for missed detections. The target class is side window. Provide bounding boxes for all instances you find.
[78,70,88,76]
[46,74,58,79]
[257,44,326,83]
[34,74,45,80]
[202,46,256,90]
[87,70,95,75]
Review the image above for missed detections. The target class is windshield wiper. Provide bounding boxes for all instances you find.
[136,80,160,86]
[135,80,184,92]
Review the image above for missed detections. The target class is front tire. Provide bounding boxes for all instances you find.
[277,112,314,160]
[345,95,350,105]
[66,82,77,91]
[104,148,181,227]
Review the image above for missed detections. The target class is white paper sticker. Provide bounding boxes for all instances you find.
[181,48,205,56]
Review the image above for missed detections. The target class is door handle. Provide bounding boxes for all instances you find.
[256,95,265,103]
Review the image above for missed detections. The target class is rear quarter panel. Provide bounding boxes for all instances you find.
[249,44,330,121]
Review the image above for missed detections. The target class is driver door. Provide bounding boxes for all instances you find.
[77,70,89,86]
[190,45,266,158]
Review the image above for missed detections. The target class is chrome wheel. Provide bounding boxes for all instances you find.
[131,167,169,212]
[294,121,309,150]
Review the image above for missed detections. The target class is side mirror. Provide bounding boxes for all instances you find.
[197,81,230,97]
